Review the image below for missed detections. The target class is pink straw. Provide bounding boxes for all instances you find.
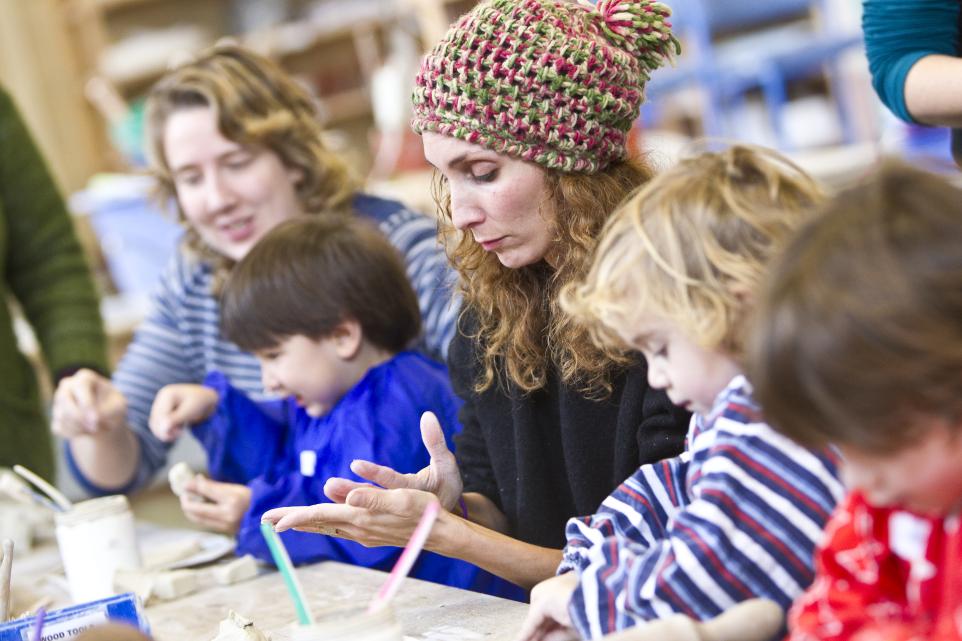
[367,500,441,614]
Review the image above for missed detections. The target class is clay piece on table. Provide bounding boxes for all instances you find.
[143,536,204,570]
[211,610,271,641]
[114,568,200,604]
[211,555,259,586]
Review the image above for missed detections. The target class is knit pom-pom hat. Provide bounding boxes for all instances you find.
[411,0,679,174]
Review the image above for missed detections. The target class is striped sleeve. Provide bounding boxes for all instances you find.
[564,379,843,638]
[374,206,459,362]
[68,251,267,495]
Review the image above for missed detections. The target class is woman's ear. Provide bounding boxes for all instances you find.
[331,319,363,360]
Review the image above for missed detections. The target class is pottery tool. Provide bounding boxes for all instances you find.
[0,470,62,512]
[259,522,314,625]
[12,466,72,512]
[30,607,46,641]
[367,500,441,614]
[0,539,13,623]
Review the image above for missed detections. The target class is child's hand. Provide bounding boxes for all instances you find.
[179,475,252,535]
[149,384,219,442]
[514,573,580,641]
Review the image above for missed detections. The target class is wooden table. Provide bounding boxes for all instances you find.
[146,561,528,641]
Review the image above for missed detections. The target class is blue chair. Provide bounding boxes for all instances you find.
[642,0,863,149]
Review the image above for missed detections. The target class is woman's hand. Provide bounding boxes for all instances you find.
[324,411,464,511]
[149,384,219,442]
[52,369,127,438]
[179,475,251,535]
[262,487,445,548]
[515,573,580,641]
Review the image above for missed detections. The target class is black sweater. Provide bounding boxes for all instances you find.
[449,321,690,550]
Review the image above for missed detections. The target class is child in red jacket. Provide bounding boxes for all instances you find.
[747,162,962,641]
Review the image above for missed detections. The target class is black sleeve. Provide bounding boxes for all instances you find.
[636,383,690,467]
[448,316,503,511]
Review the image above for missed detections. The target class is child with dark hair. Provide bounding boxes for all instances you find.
[747,162,962,641]
[147,216,515,597]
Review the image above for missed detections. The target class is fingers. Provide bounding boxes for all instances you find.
[149,385,216,442]
[324,477,370,504]
[149,388,185,442]
[52,369,117,437]
[261,506,301,526]
[269,503,358,534]
[420,411,454,461]
[349,459,410,490]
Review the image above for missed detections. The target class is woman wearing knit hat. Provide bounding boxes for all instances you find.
[263,0,690,592]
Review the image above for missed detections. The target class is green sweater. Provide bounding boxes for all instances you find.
[0,87,108,480]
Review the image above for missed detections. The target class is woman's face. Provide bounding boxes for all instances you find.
[163,106,304,261]
[422,132,555,269]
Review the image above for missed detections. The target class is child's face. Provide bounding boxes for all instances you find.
[255,334,352,417]
[624,317,741,415]
[838,422,962,516]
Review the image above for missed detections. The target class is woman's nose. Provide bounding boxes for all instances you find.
[448,186,484,231]
[204,170,237,214]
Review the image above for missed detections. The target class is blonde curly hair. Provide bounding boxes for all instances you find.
[562,144,824,361]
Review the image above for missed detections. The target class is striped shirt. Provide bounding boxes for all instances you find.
[68,193,459,494]
[560,375,844,639]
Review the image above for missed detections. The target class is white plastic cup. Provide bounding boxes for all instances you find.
[54,495,142,603]
[289,606,403,641]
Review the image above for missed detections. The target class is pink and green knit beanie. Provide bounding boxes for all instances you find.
[411,0,679,173]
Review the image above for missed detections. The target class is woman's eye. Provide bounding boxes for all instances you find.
[226,154,254,170]
[471,167,498,183]
[175,172,202,187]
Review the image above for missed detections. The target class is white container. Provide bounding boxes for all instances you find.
[289,607,403,641]
[54,495,142,603]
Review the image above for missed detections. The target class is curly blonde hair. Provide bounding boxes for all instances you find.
[562,145,824,360]
[436,158,653,396]
[145,43,356,280]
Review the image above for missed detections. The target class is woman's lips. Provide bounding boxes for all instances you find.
[221,218,255,243]
[478,236,505,251]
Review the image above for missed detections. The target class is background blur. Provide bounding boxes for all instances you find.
[1,0,955,494]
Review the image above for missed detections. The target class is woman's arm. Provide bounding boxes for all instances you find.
[904,55,962,127]
[265,487,562,589]
[863,0,962,125]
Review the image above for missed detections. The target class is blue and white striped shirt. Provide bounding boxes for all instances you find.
[69,193,459,494]
[560,375,844,639]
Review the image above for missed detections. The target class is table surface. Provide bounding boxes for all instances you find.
[147,560,528,641]
[10,521,528,641]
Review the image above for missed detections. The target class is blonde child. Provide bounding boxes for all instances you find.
[517,145,845,640]
[747,162,962,641]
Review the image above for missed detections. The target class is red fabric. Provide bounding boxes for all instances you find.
[786,492,962,641]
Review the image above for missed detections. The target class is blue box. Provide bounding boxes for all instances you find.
[0,593,150,641]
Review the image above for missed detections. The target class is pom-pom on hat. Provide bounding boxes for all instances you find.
[411,0,679,174]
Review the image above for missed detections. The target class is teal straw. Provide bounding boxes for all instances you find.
[260,521,315,625]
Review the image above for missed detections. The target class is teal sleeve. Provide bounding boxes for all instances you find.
[863,0,961,123]
[862,0,960,122]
